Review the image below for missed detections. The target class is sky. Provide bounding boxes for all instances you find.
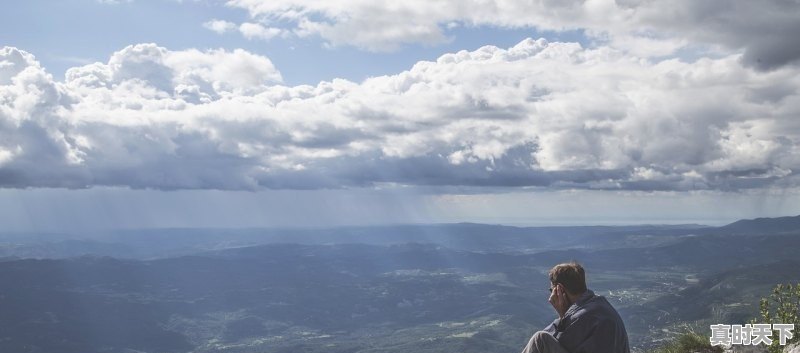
[1,0,800,231]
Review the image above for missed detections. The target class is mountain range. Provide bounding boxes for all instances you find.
[0,216,797,352]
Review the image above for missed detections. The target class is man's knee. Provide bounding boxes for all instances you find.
[523,331,554,353]
[532,331,555,343]
[523,330,567,353]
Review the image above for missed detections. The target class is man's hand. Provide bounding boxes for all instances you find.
[549,284,571,319]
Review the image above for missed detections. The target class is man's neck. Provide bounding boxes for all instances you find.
[566,290,588,306]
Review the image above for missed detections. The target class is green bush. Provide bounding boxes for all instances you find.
[754,283,800,353]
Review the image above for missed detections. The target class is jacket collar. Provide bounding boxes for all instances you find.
[564,289,595,317]
[575,289,595,306]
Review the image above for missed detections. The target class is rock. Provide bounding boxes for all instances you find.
[784,342,800,353]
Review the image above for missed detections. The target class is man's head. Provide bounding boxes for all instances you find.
[548,261,587,296]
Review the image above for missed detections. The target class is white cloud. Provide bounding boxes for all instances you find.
[2,39,800,190]
[238,22,284,41]
[204,20,284,42]
[217,0,800,69]
[203,19,237,34]
[65,43,282,100]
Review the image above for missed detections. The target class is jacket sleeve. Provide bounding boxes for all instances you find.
[557,316,617,353]
[543,318,560,336]
[554,314,602,353]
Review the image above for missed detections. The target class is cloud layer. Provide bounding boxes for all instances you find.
[1,40,799,190]
[214,0,800,70]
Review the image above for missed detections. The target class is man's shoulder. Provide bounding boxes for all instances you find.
[583,294,616,309]
[574,294,623,321]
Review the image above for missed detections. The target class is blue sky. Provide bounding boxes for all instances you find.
[1,0,587,85]
[2,0,800,230]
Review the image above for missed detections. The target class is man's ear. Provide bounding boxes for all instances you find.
[558,284,574,305]
[558,284,574,297]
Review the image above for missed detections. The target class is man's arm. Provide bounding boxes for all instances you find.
[557,316,616,353]
[543,318,559,336]
[549,284,571,319]
[556,315,598,352]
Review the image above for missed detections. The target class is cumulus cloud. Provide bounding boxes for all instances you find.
[64,44,282,100]
[1,40,800,190]
[203,19,237,34]
[238,22,284,41]
[216,0,800,69]
[203,19,284,41]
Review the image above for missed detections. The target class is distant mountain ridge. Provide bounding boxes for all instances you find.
[0,215,798,352]
[716,214,800,234]
[1,215,799,260]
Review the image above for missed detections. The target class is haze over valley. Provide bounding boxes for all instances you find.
[1,216,799,352]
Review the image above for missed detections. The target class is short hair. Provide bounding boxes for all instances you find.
[549,261,587,295]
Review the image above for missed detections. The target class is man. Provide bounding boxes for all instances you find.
[521,262,630,353]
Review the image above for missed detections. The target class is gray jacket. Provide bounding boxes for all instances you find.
[543,289,630,353]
